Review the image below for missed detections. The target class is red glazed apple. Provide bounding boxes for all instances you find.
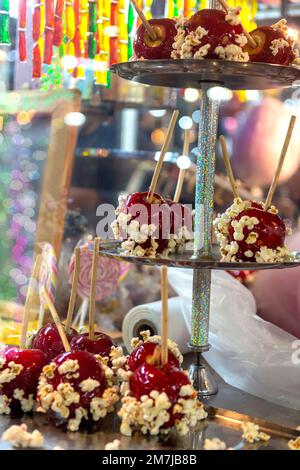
[127,341,180,372]
[178,9,246,61]
[214,199,290,263]
[130,363,192,427]
[244,26,294,65]
[37,350,118,431]
[32,323,78,361]
[130,363,189,402]
[133,18,177,60]
[70,332,114,359]
[112,191,193,257]
[0,346,47,414]
[228,206,286,262]
[118,344,207,435]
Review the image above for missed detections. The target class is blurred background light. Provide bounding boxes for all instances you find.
[207,87,233,101]
[177,155,192,170]
[64,112,86,127]
[179,116,193,130]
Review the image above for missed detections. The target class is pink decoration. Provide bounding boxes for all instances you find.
[69,243,126,301]
[232,98,300,187]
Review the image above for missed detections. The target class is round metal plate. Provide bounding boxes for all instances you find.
[97,241,300,271]
[111,59,300,90]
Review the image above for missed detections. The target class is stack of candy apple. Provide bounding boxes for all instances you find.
[133,8,299,66]
[0,243,123,432]
[117,330,207,436]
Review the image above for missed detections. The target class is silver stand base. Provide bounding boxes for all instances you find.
[188,352,218,397]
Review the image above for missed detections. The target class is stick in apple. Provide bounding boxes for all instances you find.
[161,266,169,366]
[43,287,71,353]
[147,110,179,203]
[217,0,257,49]
[65,247,81,334]
[219,135,239,199]
[89,237,100,340]
[265,115,296,211]
[131,0,157,41]
[174,129,191,203]
[20,255,42,349]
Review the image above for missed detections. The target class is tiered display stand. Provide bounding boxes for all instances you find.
[103,54,300,398]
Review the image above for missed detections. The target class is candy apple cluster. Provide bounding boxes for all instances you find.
[117,331,207,436]
[133,9,299,66]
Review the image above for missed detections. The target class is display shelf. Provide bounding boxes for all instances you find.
[97,241,300,271]
[111,59,300,90]
[110,56,300,398]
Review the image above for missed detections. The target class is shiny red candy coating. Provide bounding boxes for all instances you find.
[70,332,114,359]
[32,323,78,361]
[127,341,180,372]
[47,351,107,410]
[228,206,286,262]
[186,9,244,59]
[134,18,177,60]
[244,26,294,65]
[0,346,48,408]
[130,363,191,426]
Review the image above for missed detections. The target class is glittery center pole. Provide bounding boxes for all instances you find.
[191,85,219,348]
[193,84,219,258]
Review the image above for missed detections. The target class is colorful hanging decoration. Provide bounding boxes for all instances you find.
[0,0,10,45]
[18,0,27,61]
[17,0,257,85]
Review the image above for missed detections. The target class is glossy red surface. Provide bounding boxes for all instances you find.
[228,206,286,261]
[244,26,294,65]
[186,9,244,59]
[134,18,177,60]
[70,332,114,359]
[127,341,180,372]
[32,323,78,361]
[0,346,48,407]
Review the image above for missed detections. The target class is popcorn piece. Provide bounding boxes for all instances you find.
[241,421,271,444]
[79,379,100,393]
[2,424,44,448]
[204,437,227,450]
[0,361,23,384]
[270,38,290,56]
[58,359,79,376]
[225,7,241,26]
[105,439,121,451]
[288,437,300,450]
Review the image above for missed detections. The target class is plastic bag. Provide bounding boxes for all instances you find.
[168,269,300,410]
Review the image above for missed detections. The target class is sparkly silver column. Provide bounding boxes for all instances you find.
[191,86,219,350]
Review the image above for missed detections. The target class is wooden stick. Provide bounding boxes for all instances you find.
[43,288,71,352]
[20,255,42,348]
[130,0,157,41]
[216,0,257,49]
[89,237,100,340]
[65,247,81,334]
[265,115,296,211]
[219,135,239,199]
[174,129,190,203]
[147,110,179,203]
[161,266,168,366]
